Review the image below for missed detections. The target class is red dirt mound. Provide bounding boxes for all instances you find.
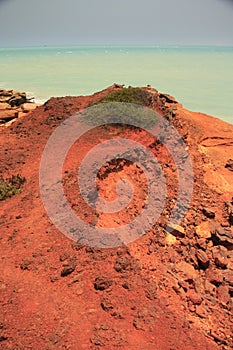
[0,85,233,349]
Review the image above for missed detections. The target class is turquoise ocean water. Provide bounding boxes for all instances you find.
[0,46,232,124]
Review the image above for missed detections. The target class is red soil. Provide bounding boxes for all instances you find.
[0,85,233,349]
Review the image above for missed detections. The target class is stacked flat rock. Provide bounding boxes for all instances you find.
[0,89,41,125]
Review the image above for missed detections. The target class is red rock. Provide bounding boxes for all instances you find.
[195,304,208,318]
[217,285,230,305]
[196,249,210,269]
[195,221,211,239]
[186,289,202,305]
[166,223,185,238]
[222,270,233,286]
[202,207,215,219]
[225,159,233,172]
[176,261,198,282]
[0,102,11,110]
[94,277,113,291]
[206,268,223,285]
[22,102,41,112]
[212,245,229,268]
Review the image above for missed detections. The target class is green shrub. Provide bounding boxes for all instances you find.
[100,87,152,106]
[0,174,26,200]
[81,88,158,132]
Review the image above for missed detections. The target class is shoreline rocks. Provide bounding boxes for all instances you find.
[0,89,41,126]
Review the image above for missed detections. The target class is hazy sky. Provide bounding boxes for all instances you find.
[0,0,232,46]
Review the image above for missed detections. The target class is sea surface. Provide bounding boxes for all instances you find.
[0,46,232,124]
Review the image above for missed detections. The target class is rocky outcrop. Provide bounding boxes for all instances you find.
[0,89,41,125]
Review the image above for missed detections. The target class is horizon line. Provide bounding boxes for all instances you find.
[1,43,233,49]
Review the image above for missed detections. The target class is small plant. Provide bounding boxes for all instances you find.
[0,174,26,200]
[81,88,158,133]
[100,87,152,106]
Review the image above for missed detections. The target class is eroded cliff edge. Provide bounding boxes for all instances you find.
[0,85,232,349]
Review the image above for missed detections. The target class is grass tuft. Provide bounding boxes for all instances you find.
[0,175,26,200]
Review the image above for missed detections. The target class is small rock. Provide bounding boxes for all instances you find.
[50,275,60,283]
[222,270,233,286]
[195,304,208,318]
[22,102,40,112]
[122,282,131,290]
[166,223,185,238]
[145,282,158,300]
[165,233,177,245]
[101,297,114,312]
[212,246,228,268]
[186,289,202,305]
[215,255,228,269]
[61,265,75,277]
[204,279,217,295]
[217,285,230,305]
[196,238,207,250]
[8,93,27,107]
[114,255,140,273]
[68,274,80,285]
[20,258,32,270]
[195,221,211,239]
[133,306,156,331]
[178,279,189,292]
[17,112,26,119]
[225,159,233,172]
[202,208,215,219]
[94,277,113,291]
[175,261,197,283]
[0,109,17,121]
[59,252,70,262]
[159,93,178,104]
[60,258,76,277]
[206,268,223,285]
[196,249,210,269]
[0,102,11,110]
[225,200,233,225]
[0,336,8,342]
[210,330,227,345]
[211,226,233,249]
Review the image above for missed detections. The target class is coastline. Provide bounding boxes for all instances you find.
[1,45,233,123]
[1,85,233,127]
